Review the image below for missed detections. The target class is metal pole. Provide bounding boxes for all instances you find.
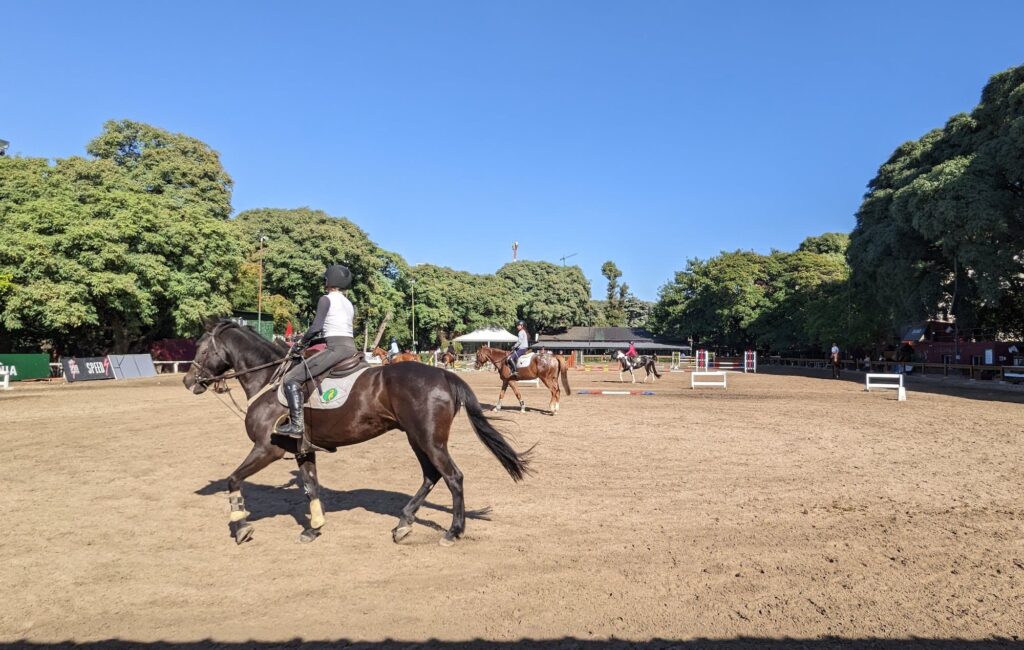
[256,234,266,336]
[411,279,416,353]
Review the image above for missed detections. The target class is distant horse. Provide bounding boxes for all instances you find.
[475,346,571,414]
[373,346,420,364]
[441,352,457,369]
[611,350,662,383]
[830,351,841,379]
[184,322,531,546]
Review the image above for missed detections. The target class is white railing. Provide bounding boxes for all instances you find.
[154,360,193,373]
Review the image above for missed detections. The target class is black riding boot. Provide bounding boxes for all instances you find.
[507,358,518,378]
[276,381,306,438]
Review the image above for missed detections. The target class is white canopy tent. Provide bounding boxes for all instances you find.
[453,327,518,348]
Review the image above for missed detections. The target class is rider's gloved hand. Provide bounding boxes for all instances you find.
[290,340,308,358]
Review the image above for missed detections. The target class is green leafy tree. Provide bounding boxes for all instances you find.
[652,251,775,349]
[601,260,626,325]
[400,264,518,348]
[496,261,593,334]
[622,295,652,328]
[849,65,1024,340]
[0,121,243,354]
[232,208,405,337]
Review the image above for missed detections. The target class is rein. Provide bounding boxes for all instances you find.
[193,326,292,416]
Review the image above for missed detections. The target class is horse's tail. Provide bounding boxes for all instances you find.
[447,373,533,482]
[650,358,662,378]
[559,355,572,395]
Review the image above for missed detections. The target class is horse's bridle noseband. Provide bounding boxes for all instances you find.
[192,324,288,392]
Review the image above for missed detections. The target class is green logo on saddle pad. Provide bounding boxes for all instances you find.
[321,388,339,402]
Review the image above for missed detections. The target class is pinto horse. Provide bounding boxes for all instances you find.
[474,346,570,414]
[183,321,531,546]
[611,350,662,383]
[372,346,420,364]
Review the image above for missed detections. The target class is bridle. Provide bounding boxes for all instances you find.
[474,346,498,371]
[193,324,289,394]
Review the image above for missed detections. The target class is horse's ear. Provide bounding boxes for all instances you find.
[200,316,219,332]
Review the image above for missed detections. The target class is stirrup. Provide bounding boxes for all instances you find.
[276,420,304,438]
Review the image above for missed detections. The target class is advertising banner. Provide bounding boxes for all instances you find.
[106,354,158,380]
[0,354,52,381]
[62,357,114,382]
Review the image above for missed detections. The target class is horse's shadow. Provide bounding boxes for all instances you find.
[479,401,552,416]
[195,472,492,532]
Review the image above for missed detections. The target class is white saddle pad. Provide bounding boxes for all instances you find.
[277,367,369,410]
[516,352,534,369]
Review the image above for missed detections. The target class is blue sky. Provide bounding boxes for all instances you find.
[4,1,1023,300]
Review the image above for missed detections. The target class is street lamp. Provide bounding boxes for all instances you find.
[410,278,417,353]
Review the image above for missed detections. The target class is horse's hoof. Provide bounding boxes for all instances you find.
[438,534,456,547]
[392,525,413,543]
[234,524,254,545]
[298,527,322,544]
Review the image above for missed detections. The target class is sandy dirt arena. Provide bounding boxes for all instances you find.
[0,367,1021,648]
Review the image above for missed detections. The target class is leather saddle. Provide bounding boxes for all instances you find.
[327,352,369,378]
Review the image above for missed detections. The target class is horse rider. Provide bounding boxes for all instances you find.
[388,337,400,363]
[277,264,357,439]
[447,342,456,358]
[507,320,530,377]
[830,342,840,361]
[626,340,638,360]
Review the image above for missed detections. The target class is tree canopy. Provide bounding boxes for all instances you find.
[232,208,405,337]
[651,235,853,352]
[496,261,594,335]
[0,121,243,354]
[848,65,1024,340]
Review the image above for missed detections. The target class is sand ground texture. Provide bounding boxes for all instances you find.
[1,368,1021,646]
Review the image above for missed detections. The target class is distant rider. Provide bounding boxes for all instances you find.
[277,265,357,439]
[626,341,638,359]
[508,320,530,377]
[388,337,400,362]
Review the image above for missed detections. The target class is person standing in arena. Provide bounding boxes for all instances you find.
[277,265,357,439]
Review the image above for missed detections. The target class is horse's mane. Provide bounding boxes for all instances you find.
[214,322,285,361]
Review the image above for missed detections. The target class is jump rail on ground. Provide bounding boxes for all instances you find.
[691,371,728,389]
[865,373,907,401]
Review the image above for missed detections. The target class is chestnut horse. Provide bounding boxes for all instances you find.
[830,351,841,379]
[183,322,531,546]
[474,346,570,414]
[372,346,420,364]
[441,352,457,369]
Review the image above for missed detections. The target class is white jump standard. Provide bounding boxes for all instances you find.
[865,373,907,401]
[691,371,727,389]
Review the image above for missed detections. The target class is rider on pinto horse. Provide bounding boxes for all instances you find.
[277,264,357,439]
[507,321,530,378]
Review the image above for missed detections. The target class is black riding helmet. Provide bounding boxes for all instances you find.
[324,264,352,290]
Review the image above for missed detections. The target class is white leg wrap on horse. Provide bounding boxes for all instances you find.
[309,498,325,529]
[228,491,249,522]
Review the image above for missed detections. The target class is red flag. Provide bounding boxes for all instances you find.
[285,321,293,339]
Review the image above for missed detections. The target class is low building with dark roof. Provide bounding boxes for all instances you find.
[536,327,690,355]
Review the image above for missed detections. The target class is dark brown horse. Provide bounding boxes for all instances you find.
[183,322,531,546]
[372,346,420,364]
[474,346,570,414]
